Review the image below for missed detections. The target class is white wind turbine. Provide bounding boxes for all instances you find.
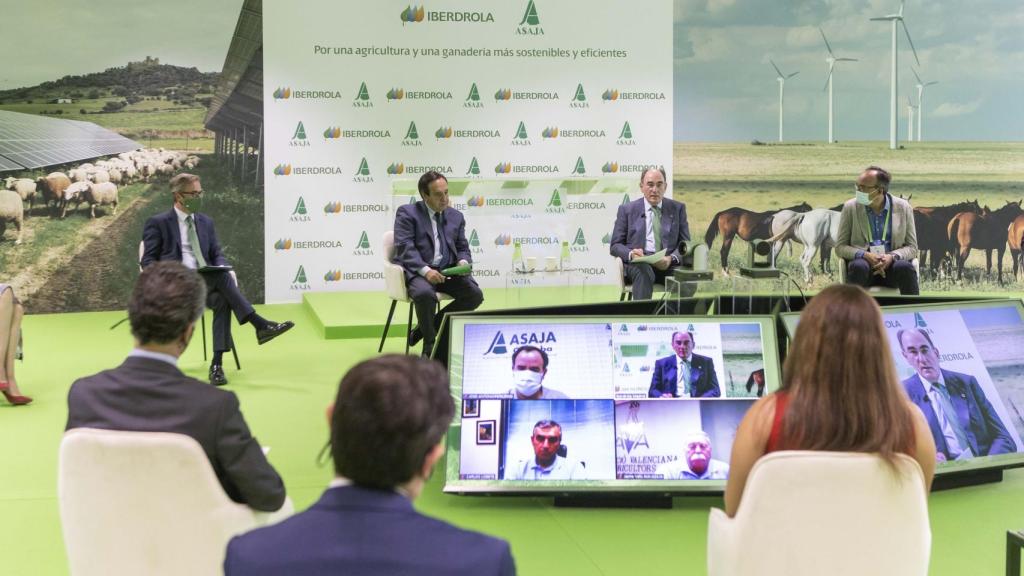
[820,27,858,144]
[912,68,938,141]
[871,1,920,150]
[906,97,917,143]
[770,59,799,143]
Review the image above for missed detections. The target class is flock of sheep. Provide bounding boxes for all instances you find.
[1,149,200,244]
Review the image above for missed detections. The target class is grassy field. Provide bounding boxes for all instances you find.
[672,141,1024,294]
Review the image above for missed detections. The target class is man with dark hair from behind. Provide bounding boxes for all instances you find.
[66,262,286,511]
[224,355,516,575]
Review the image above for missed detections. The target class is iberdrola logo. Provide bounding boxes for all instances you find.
[467,196,486,207]
[353,82,372,107]
[387,163,405,175]
[274,239,293,250]
[273,87,291,100]
[403,121,422,146]
[494,88,512,101]
[324,270,342,282]
[401,5,425,24]
[602,162,619,173]
[387,88,405,101]
[323,127,341,139]
[273,164,292,176]
[494,162,512,174]
[467,157,480,175]
[435,126,453,139]
[324,201,343,214]
[572,157,586,175]
[602,89,620,101]
[516,0,543,35]
[541,127,559,139]
[494,233,512,246]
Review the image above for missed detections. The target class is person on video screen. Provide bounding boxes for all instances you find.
[507,346,567,400]
[898,327,1016,462]
[649,331,720,398]
[506,419,584,480]
[656,430,730,480]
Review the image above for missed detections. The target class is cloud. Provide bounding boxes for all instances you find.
[932,98,984,117]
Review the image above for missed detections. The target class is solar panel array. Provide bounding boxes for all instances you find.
[0,110,141,172]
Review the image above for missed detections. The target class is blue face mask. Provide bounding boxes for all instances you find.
[854,189,871,205]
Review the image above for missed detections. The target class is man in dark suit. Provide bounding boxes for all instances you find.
[66,262,286,512]
[898,327,1015,461]
[141,173,293,385]
[610,166,691,300]
[393,171,483,355]
[224,355,516,576]
[648,331,721,398]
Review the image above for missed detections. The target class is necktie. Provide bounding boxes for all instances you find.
[932,381,972,458]
[434,212,449,267]
[678,358,691,397]
[652,206,662,252]
[186,215,208,269]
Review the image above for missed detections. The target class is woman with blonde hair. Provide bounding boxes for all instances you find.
[0,284,30,406]
[724,284,934,516]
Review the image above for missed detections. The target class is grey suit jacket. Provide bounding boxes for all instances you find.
[835,194,918,262]
[610,197,690,263]
[65,356,286,512]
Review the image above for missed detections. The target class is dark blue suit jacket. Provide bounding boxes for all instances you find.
[903,369,1016,459]
[393,201,472,281]
[141,209,228,268]
[648,353,720,398]
[610,197,690,264]
[224,485,515,576]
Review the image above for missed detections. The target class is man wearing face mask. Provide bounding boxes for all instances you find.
[506,419,585,480]
[141,173,294,385]
[507,345,568,400]
[835,165,919,294]
[66,262,287,512]
[656,431,730,480]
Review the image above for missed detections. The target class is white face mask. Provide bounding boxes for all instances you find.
[513,370,544,397]
[854,188,871,205]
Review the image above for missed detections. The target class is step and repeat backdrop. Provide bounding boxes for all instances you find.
[263,0,672,302]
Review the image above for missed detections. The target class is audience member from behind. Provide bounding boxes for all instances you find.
[66,262,286,512]
[224,355,515,576]
[0,283,30,406]
[723,284,935,517]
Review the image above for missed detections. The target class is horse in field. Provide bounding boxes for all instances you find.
[704,202,812,272]
[947,201,1024,282]
[767,208,842,281]
[913,199,981,274]
[1008,214,1024,280]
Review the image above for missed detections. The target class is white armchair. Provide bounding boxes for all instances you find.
[380,230,451,354]
[707,451,930,576]
[614,255,665,301]
[59,428,292,576]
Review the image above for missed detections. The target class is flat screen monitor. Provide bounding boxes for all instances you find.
[443,315,781,494]
[780,298,1024,476]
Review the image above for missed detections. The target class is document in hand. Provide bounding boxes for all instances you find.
[632,250,667,265]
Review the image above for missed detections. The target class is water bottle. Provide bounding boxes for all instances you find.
[560,241,572,271]
[512,241,524,272]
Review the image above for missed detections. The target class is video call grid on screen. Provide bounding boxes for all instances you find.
[444,316,782,493]
[780,298,1024,474]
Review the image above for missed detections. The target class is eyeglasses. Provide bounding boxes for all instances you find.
[179,190,204,198]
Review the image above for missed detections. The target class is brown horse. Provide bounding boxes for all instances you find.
[705,202,812,271]
[914,199,981,273]
[1009,214,1024,280]
[947,201,1024,282]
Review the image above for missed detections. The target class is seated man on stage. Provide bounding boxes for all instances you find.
[141,173,294,386]
[610,166,692,300]
[393,171,483,356]
[66,262,287,512]
[835,165,920,295]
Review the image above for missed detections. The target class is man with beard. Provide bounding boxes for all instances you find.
[656,430,730,480]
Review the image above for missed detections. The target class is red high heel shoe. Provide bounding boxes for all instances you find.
[2,390,32,406]
[0,381,9,391]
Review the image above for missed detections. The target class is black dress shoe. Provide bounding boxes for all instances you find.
[209,364,229,386]
[408,325,423,347]
[256,320,295,345]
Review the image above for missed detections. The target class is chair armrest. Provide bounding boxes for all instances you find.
[706,507,736,576]
[384,262,409,302]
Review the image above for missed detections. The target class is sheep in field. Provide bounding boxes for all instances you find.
[83,182,118,218]
[4,177,37,217]
[60,181,92,218]
[0,190,24,244]
[36,172,71,216]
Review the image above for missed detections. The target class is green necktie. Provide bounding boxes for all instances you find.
[186,215,208,269]
[652,206,662,252]
[678,358,691,397]
[932,381,973,458]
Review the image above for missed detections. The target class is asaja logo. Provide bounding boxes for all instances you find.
[494,88,512,101]
[353,82,372,107]
[571,227,589,252]
[466,157,480,175]
[290,197,311,222]
[546,189,564,214]
[290,266,311,290]
[465,83,483,108]
[469,229,484,254]
[467,196,486,207]
[324,270,342,282]
[494,162,512,174]
[324,202,342,214]
[602,162,619,174]
[273,164,292,176]
[602,89,619,101]
[617,121,636,146]
[494,233,512,246]
[387,162,405,175]
[435,126,453,139]
[323,127,341,139]
[387,87,405,101]
[516,0,544,35]
[274,238,293,250]
[570,157,586,175]
[291,122,309,147]
[486,330,557,354]
[485,332,508,355]
[353,231,373,256]
[354,158,373,183]
[512,121,531,145]
[541,127,559,139]
[403,121,422,146]
[621,193,631,205]
[400,5,425,23]
[602,232,612,245]
[273,87,291,100]
[571,83,589,108]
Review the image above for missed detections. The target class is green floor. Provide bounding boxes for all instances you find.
[3,299,1024,575]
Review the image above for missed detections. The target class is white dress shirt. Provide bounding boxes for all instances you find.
[645,201,663,254]
[174,206,198,270]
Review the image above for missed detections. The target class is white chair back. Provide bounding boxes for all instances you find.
[383,230,410,302]
[707,450,930,576]
[59,428,292,576]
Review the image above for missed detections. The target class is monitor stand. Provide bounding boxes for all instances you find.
[931,467,1003,491]
[553,494,674,509]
